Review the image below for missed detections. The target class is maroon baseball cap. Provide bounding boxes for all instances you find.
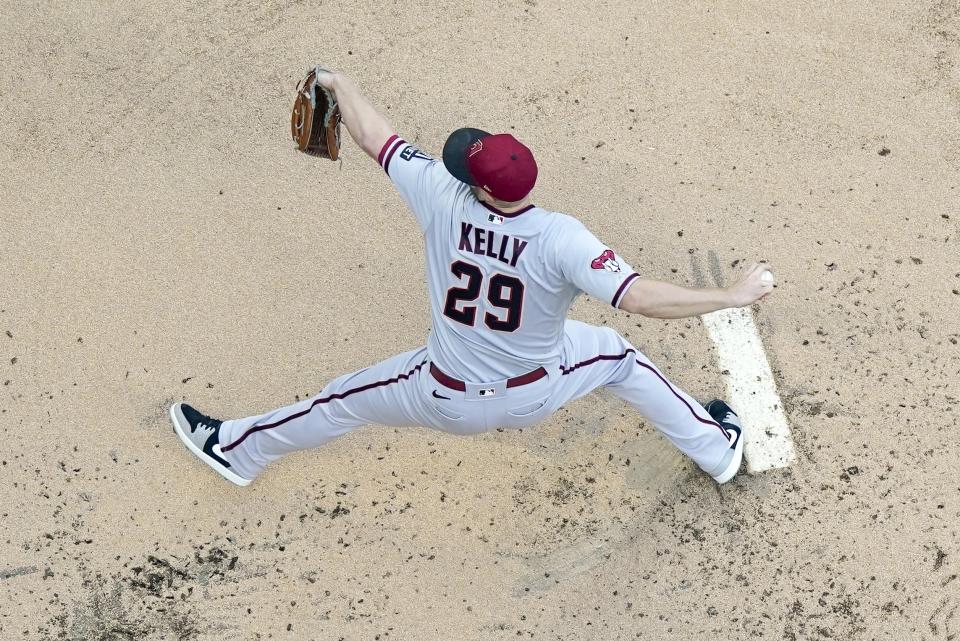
[442,128,538,202]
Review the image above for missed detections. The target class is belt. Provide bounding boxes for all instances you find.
[429,363,547,392]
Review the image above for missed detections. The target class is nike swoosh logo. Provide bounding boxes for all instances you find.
[725,426,741,446]
[204,437,232,468]
[431,390,451,400]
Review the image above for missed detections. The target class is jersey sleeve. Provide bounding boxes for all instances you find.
[378,134,461,231]
[556,222,640,308]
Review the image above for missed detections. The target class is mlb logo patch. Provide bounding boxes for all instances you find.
[487,213,504,225]
[478,388,496,397]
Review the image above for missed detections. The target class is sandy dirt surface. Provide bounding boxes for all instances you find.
[2,1,959,639]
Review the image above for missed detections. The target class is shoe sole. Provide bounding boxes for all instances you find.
[169,403,252,487]
[711,430,745,484]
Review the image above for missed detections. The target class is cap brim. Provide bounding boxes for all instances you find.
[442,127,490,185]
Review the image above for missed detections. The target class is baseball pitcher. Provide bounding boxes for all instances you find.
[170,68,774,487]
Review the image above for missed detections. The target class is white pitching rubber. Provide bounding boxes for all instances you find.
[701,307,795,473]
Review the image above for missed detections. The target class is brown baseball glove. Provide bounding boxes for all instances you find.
[291,66,342,160]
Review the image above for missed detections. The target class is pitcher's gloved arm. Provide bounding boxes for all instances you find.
[315,71,395,160]
[618,262,774,319]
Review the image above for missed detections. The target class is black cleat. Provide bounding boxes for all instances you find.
[704,399,744,484]
[170,402,251,487]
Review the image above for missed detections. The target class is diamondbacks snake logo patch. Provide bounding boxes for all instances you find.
[590,249,621,273]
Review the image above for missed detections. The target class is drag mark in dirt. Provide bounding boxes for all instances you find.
[513,539,610,595]
[929,596,957,640]
[0,566,37,580]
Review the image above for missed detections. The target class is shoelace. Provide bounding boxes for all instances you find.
[195,420,220,435]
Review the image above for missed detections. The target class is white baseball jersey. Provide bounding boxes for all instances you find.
[378,135,640,382]
[209,134,739,487]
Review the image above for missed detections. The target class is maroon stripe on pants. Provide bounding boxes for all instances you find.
[560,349,636,375]
[221,360,427,453]
[558,349,729,441]
[634,359,730,440]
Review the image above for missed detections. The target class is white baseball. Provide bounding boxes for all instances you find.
[761,270,774,284]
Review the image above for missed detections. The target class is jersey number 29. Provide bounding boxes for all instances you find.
[443,260,524,332]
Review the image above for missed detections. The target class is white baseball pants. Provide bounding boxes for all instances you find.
[217,320,734,481]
